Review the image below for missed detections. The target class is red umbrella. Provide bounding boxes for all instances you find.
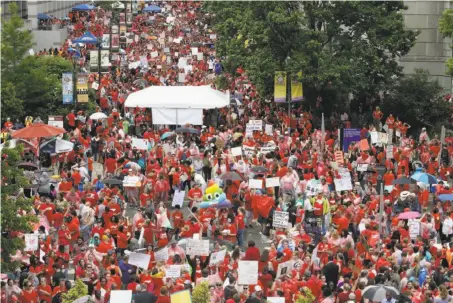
[12,123,66,139]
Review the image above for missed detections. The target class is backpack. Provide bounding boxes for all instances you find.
[214,63,222,74]
[95,180,104,192]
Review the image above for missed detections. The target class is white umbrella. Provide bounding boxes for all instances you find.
[90,112,108,120]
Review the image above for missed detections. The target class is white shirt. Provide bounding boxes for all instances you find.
[340,112,349,121]
[442,217,453,235]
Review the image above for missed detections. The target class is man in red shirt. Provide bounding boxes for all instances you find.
[105,156,117,174]
[66,110,76,130]
[188,183,203,208]
[243,240,260,261]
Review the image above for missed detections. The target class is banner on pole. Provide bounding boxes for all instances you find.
[274,71,287,102]
[102,34,110,49]
[62,72,74,104]
[291,72,303,102]
[76,73,89,103]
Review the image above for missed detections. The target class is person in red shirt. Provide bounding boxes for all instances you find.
[20,281,39,303]
[66,110,76,130]
[105,156,117,174]
[236,208,246,247]
[243,240,261,261]
[188,183,203,208]
[37,277,52,303]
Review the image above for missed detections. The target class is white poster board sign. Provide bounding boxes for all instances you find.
[123,176,140,187]
[178,73,185,83]
[357,164,369,172]
[386,145,394,159]
[267,297,285,303]
[209,250,226,266]
[154,247,169,262]
[110,290,132,303]
[186,239,209,256]
[165,265,181,278]
[238,261,258,285]
[242,145,255,157]
[91,82,99,90]
[265,124,273,135]
[132,138,148,150]
[191,47,198,55]
[266,177,280,188]
[231,147,242,157]
[306,179,322,196]
[172,190,185,208]
[128,252,151,269]
[409,220,420,239]
[24,234,39,251]
[273,211,289,228]
[249,179,263,189]
[151,51,159,58]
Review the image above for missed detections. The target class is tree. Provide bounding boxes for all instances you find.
[1,82,24,121]
[1,2,33,71]
[295,288,315,303]
[382,69,452,132]
[6,55,74,120]
[205,1,417,114]
[192,282,210,303]
[61,279,90,303]
[1,144,37,272]
[439,8,453,76]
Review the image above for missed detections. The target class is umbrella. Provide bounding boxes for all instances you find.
[411,172,437,185]
[438,194,453,202]
[160,132,174,140]
[175,127,199,134]
[102,178,123,185]
[12,123,66,139]
[40,138,74,154]
[90,112,108,120]
[397,211,421,220]
[392,177,415,185]
[143,5,162,13]
[231,98,242,106]
[133,79,149,87]
[18,162,39,171]
[72,4,95,11]
[250,166,269,174]
[220,172,244,181]
[73,31,99,45]
[37,13,51,20]
[362,285,399,302]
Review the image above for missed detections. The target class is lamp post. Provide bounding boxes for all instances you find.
[285,56,292,132]
[97,36,102,87]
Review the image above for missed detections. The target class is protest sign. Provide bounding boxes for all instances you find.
[48,116,64,128]
[276,260,292,278]
[170,290,191,303]
[386,145,394,159]
[409,220,420,239]
[110,290,132,303]
[334,168,353,191]
[164,47,170,53]
[138,227,145,249]
[191,47,198,55]
[306,179,322,196]
[210,34,217,40]
[311,246,320,266]
[342,128,361,152]
[165,265,181,278]
[132,138,148,150]
[238,261,258,285]
[249,179,263,189]
[186,239,209,256]
[128,61,141,70]
[24,234,39,251]
[151,51,159,58]
[209,250,226,266]
[172,190,185,208]
[266,177,280,188]
[247,120,263,130]
[267,298,285,303]
[178,73,185,83]
[273,211,289,228]
[245,126,253,138]
[140,56,149,69]
[265,124,273,135]
[242,145,254,156]
[356,164,369,172]
[260,146,276,154]
[334,151,344,165]
[123,176,141,187]
[387,129,393,144]
[155,247,169,262]
[231,146,242,157]
[128,252,150,269]
[91,82,99,90]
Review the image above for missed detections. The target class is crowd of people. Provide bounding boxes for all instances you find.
[2,2,453,303]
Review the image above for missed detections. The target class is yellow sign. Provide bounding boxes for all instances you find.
[77,73,89,103]
[170,290,191,303]
[274,71,287,103]
[291,72,303,102]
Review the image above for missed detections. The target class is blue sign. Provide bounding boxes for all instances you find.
[343,128,361,152]
[62,72,73,104]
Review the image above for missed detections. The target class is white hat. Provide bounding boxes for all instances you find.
[254,285,262,292]
[400,191,410,201]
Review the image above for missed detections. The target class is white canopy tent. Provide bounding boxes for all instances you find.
[124,86,230,125]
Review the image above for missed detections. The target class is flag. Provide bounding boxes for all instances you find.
[274,71,287,102]
[252,195,275,218]
[291,72,303,102]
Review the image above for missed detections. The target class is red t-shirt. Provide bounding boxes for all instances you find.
[105,158,117,173]
[67,113,76,127]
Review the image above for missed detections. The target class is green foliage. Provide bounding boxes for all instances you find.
[294,288,315,303]
[1,2,33,71]
[192,282,210,303]
[215,74,230,90]
[206,1,417,113]
[1,81,24,122]
[439,8,453,76]
[382,69,452,132]
[4,55,73,120]
[61,279,89,303]
[1,144,37,272]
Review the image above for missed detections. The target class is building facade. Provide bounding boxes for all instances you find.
[400,1,453,92]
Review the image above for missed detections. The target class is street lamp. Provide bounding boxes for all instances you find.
[97,36,102,87]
